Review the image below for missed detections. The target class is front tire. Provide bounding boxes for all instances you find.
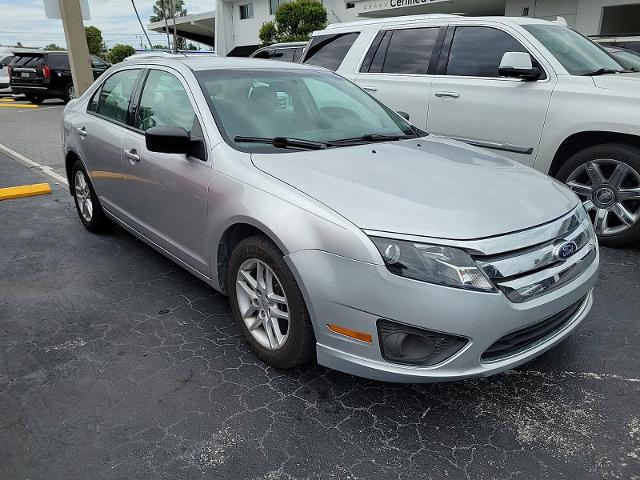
[557,143,640,247]
[71,160,110,233]
[227,235,315,369]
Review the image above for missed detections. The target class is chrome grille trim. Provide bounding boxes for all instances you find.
[472,207,597,303]
[476,219,591,280]
[496,242,596,302]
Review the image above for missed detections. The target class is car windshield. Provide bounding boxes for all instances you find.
[195,69,417,152]
[611,49,640,70]
[523,24,627,75]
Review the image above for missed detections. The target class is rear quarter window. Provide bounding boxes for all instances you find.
[302,32,360,71]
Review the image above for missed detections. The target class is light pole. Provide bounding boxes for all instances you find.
[57,0,93,98]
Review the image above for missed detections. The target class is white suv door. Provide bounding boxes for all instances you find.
[427,24,556,166]
[355,26,443,128]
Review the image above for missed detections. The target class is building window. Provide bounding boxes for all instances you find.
[270,0,278,15]
[346,2,355,8]
[240,3,254,20]
[522,7,529,16]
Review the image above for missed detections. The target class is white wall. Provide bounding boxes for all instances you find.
[505,0,640,35]
[231,0,273,46]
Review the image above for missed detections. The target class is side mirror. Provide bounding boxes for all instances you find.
[145,127,197,155]
[499,52,541,81]
[397,111,410,121]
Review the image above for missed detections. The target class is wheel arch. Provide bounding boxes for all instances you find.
[549,131,640,177]
[65,149,82,194]
[215,219,288,295]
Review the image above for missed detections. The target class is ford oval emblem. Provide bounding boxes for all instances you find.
[554,240,578,261]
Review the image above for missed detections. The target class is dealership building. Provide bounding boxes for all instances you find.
[148,0,640,56]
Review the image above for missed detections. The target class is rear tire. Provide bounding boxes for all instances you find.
[63,83,75,103]
[27,95,44,104]
[556,143,640,247]
[227,235,315,369]
[71,159,110,233]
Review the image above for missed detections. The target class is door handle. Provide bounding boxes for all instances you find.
[362,86,378,92]
[77,126,87,138]
[124,148,140,164]
[434,91,460,98]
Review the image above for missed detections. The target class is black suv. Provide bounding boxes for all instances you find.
[9,51,110,103]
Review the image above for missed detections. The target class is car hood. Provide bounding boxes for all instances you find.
[592,72,640,91]
[251,137,578,240]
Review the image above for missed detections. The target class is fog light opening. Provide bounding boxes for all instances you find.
[378,319,467,366]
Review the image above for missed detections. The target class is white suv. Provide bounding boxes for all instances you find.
[303,15,640,246]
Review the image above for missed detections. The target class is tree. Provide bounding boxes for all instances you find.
[16,41,23,47]
[45,43,64,51]
[150,0,187,52]
[153,44,168,50]
[85,26,104,55]
[187,42,198,50]
[109,44,135,63]
[259,21,278,46]
[259,0,326,45]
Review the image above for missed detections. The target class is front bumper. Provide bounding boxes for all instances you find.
[285,247,598,383]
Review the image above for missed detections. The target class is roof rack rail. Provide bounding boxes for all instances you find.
[325,13,461,30]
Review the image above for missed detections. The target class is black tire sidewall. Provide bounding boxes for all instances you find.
[556,143,640,247]
[71,160,109,233]
[227,236,315,369]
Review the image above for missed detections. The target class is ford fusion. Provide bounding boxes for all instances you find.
[62,57,599,382]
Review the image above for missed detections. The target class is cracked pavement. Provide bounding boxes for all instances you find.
[0,152,639,480]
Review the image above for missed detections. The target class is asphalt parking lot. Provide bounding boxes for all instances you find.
[1,100,639,480]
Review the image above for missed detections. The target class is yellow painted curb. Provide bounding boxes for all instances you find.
[0,103,38,109]
[0,183,51,200]
[0,98,16,102]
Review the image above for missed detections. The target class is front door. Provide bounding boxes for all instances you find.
[355,26,443,129]
[120,68,212,276]
[427,25,556,166]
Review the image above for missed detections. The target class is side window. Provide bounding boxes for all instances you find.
[96,69,140,123]
[380,28,440,74]
[135,70,197,134]
[273,48,295,62]
[302,32,360,71]
[48,54,69,69]
[88,87,100,112]
[252,49,271,59]
[292,48,303,62]
[446,27,529,78]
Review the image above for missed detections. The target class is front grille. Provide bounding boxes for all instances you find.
[481,294,587,362]
[474,209,597,302]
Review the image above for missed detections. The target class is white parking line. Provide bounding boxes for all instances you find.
[18,105,64,113]
[0,142,68,186]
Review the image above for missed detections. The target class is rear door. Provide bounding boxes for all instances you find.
[354,26,444,128]
[427,24,555,166]
[79,68,143,213]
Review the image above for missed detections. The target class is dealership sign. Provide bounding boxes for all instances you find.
[361,0,447,12]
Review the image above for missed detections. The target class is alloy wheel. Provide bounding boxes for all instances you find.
[235,258,290,350]
[74,170,93,222]
[68,84,75,100]
[566,159,640,236]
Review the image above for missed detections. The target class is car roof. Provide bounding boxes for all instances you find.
[321,14,560,32]
[123,55,325,72]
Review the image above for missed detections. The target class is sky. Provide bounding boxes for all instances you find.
[0,0,214,50]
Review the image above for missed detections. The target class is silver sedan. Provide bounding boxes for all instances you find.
[62,57,598,382]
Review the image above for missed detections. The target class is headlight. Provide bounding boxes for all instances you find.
[575,204,596,239]
[370,237,496,292]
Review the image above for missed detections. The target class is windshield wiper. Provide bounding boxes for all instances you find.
[234,136,327,150]
[582,67,632,76]
[328,133,418,146]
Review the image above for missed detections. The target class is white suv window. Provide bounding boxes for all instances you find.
[446,26,531,78]
[362,27,440,75]
[303,32,360,71]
